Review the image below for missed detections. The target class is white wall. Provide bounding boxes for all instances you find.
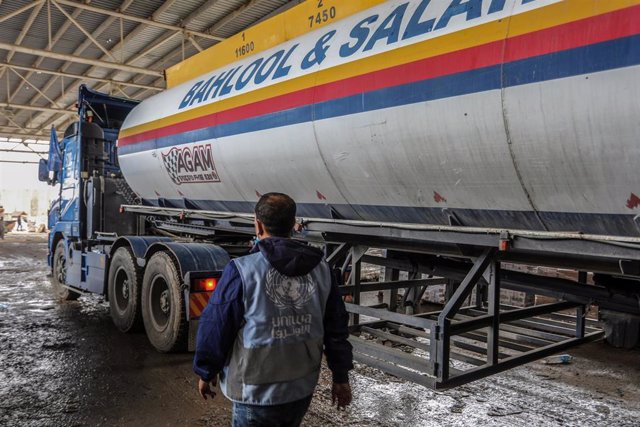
[0,148,57,219]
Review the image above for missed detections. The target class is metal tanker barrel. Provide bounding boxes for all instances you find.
[117,0,640,237]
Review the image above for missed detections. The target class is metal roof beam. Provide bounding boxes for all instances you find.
[0,42,163,77]
[19,0,138,124]
[0,102,73,115]
[59,2,133,69]
[0,136,51,145]
[0,108,32,134]
[255,0,304,25]
[1,63,163,91]
[136,0,266,86]
[0,125,50,133]
[5,3,86,109]
[4,0,45,64]
[0,0,46,98]
[21,0,178,127]
[188,35,203,52]
[0,149,48,154]
[204,0,263,35]
[0,0,44,24]
[0,140,50,145]
[0,138,46,158]
[180,0,219,27]
[21,0,232,129]
[126,31,180,65]
[8,67,61,108]
[0,160,39,164]
[0,144,49,150]
[117,0,209,72]
[111,0,269,100]
[55,0,225,41]
[51,0,117,62]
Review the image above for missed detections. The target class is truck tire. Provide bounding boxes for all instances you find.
[51,240,80,301]
[141,251,187,352]
[108,247,143,333]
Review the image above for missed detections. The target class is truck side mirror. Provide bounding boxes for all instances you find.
[38,159,49,182]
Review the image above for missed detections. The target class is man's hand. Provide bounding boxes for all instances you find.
[198,378,217,400]
[331,382,352,410]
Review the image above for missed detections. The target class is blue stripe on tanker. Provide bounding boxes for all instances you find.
[119,35,640,156]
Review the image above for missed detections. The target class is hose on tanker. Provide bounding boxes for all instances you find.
[119,204,640,249]
[299,218,640,249]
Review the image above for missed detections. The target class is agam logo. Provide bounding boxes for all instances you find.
[161,144,221,185]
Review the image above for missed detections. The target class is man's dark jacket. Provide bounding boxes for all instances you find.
[193,237,353,384]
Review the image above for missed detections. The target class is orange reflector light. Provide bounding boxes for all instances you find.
[193,277,218,292]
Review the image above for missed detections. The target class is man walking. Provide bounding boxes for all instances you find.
[194,193,353,426]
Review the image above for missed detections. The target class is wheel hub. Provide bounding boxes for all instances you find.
[149,276,171,331]
[56,254,66,284]
[121,279,129,300]
[160,290,169,314]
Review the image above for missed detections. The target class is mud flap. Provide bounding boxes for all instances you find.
[188,319,199,352]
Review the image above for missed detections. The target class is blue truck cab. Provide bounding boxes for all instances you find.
[41,85,139,270]
[39,85,230,352]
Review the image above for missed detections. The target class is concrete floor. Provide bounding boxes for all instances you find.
[1,233,639,426]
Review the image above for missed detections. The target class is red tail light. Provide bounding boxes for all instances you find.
[193,277,218,292]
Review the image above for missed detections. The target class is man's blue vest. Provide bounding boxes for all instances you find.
[219,251,333,405]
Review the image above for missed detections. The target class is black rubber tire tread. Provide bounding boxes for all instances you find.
[51,240,80,301]
[108,246,144,333]
[141,251,188,353]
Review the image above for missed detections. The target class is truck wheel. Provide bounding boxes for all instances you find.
[108,247,143,333]
[51,240,80,301]
[141,251,187,352]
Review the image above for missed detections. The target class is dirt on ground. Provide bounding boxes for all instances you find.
[1,233,639,426]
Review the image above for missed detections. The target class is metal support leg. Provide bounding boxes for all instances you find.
[487,261,501,365]
[326,243,350,266]
[435,248,497,381]
[576,271,587,338]
[352,257,362,325]
[475,280,487,309]
[403,271,420,314]
[439,249,496,319]
[384,250,399,312]
[445,280,458,302]
[436,319,451,381]
[349,246,367,326]
[416,279,429,304]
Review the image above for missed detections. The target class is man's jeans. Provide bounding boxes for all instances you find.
[232,395,313,427]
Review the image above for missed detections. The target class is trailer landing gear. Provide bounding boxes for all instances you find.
[331,245,605,390]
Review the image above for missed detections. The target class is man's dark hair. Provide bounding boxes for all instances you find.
[254,193,296,237]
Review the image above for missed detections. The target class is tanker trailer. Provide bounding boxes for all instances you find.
[119,0,640,237]
[41,0,639,389]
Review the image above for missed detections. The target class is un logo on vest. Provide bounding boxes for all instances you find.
[265,268,316,310]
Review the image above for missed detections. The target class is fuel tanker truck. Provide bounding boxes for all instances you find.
[40,0,640,389]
